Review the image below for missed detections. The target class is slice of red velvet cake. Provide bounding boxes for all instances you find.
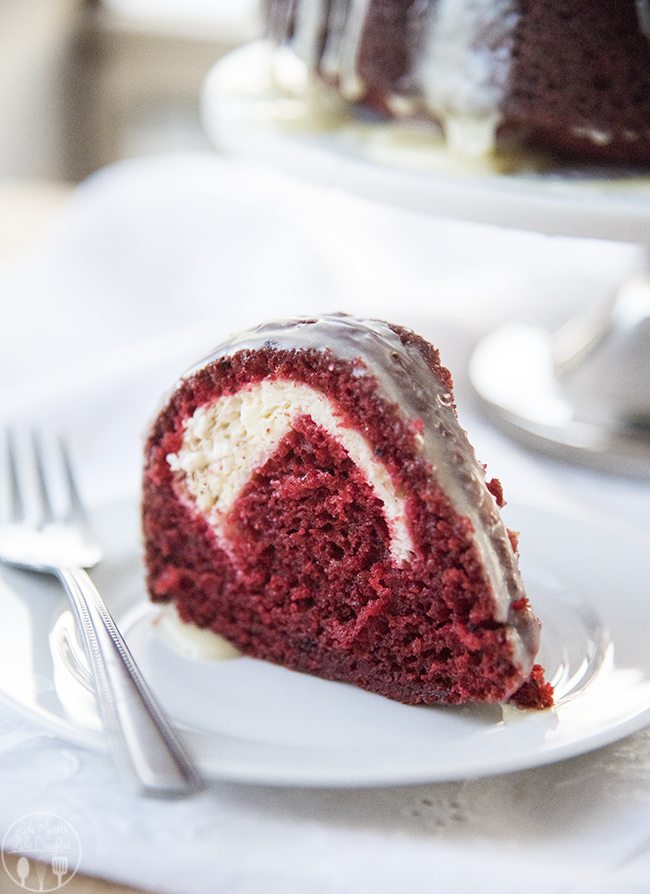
[143,315,553,709]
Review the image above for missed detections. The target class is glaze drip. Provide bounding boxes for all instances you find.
[321,0,373,100]
[267,0,519,155]
[637,0,650,38]
[418,0,519,156]
[293,0,329,70]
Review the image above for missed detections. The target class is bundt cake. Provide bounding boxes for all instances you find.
[264,0,650,164]
[142,315,552,709]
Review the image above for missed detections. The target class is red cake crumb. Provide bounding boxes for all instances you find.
[143,321,552,710]
[487,478,505,508]
[509,665,554,710]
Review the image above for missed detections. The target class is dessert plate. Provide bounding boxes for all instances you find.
[202,42,650,244]
[0,498,649,787]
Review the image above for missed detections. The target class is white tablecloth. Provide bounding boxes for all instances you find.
[1,154,649,894]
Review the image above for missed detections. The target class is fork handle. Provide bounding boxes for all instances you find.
[57,566,203,797]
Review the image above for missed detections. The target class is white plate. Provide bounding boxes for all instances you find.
[202,42,650,244]
[1,498,649,787]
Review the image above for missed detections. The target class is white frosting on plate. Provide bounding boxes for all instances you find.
[158,604,241,661]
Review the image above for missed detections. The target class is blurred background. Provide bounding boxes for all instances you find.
[0,0,260,183]
[0,0,644,503]
[0,8,649,893]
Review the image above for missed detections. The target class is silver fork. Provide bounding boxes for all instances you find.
[0,430,203,798]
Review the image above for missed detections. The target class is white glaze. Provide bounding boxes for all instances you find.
[418,0,519,156]
[321,0,349,81]
[571,126,614,147]
[293,0,328,70]
[335,0,373,101]
[637,0,650,38]
[269,0,297,43]
[269,0,520,156]
[321,0,372,100]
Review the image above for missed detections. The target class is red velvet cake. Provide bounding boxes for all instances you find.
[265,0,650,165]
[143,315,553,709]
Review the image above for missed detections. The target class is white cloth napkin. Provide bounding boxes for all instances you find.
[1,153,649,894]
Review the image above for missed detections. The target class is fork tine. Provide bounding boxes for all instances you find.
[58,435,87,524]
[31,430,55,525]
[6,428,25,523]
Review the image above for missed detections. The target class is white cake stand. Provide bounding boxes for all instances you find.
[202,42,650,476]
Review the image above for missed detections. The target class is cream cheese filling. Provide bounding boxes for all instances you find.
[167,379,414,562]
